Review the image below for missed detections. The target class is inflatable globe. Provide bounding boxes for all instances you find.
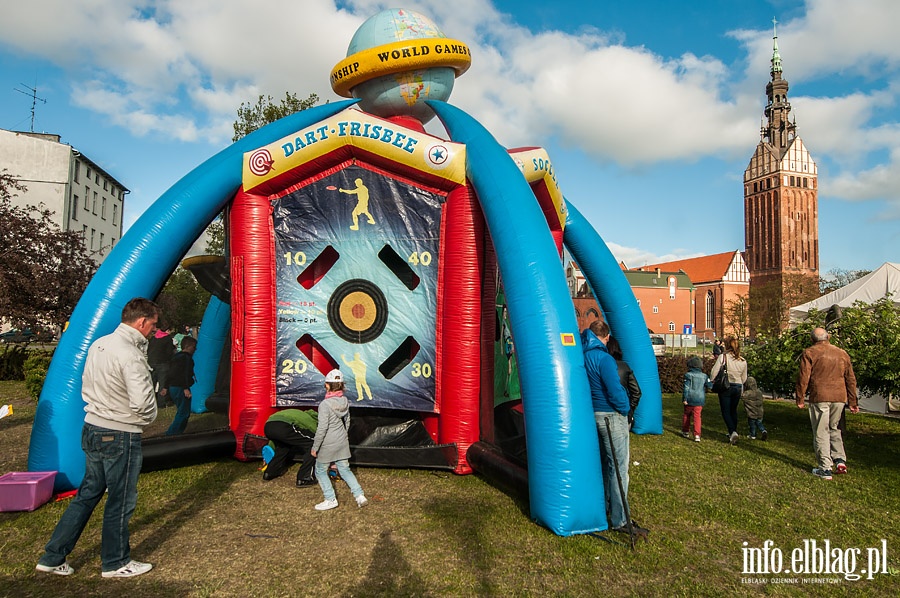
[330,8,471,124]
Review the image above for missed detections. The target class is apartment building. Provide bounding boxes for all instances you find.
[0,128,127,261]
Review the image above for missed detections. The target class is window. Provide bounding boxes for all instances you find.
[94,173,99,184]
[113,203,118,225]
[90,228,96,250]
[72,195,79,220]
[84,188,90,209]
[102,197,107,219]
[99,232,104,250]
[103,180,108,191]
[636,299,641,306]
[92,192,98,215]
[705,291,715,330]
[82,224,87,238]
[73,161,80,183]
[86,167,92,180]
[652,306,659,314]
[668,321,675,332]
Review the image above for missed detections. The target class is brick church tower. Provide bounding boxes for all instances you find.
[744,22,819,335]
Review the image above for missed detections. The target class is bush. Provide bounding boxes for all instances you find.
[0,344,28,380]
[23,351,53,399]
[656,354,721,394]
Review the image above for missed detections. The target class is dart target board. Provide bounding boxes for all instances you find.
[273,165,442,411]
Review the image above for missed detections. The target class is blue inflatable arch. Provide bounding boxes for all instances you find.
[29,98,661,537]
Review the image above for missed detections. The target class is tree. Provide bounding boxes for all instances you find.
[743,296,900,400]
[0,170,97,331]
[204,214,225,256]
[232,92,320,142]
[819,268,871,295]
[723,294,749,340]
[749,273,820,337]
[155,267,211,330]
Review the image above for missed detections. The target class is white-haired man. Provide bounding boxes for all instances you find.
[796,327,859,480]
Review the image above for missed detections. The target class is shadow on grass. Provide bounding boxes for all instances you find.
[57,459,244,583]
[342,529,433,598]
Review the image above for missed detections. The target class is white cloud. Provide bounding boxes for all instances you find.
[605,242,706,270]
[1,0,898,214]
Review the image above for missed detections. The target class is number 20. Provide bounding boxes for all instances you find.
[281,359,307,374]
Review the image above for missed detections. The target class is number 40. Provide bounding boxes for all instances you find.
[408,251,432,266]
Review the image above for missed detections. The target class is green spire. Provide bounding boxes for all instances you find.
[771,17,782,73]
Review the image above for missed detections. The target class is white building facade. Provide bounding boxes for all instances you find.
[0,128,127,261]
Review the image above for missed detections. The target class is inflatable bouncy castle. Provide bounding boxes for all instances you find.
[28,8,662,537]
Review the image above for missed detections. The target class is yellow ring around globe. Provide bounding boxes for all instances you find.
[331,38,472,98]
[338,291,378,331]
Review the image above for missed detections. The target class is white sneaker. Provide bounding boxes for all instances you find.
[36,561,75,576]
[356,494,369,508]
[694,435,701,442]
[315,498,338,511]
[101,560,153,578]
[729,431,739,445]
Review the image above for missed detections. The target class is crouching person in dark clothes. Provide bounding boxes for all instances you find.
[263,409,318,486]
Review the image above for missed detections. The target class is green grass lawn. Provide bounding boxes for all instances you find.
[1,380,898,597]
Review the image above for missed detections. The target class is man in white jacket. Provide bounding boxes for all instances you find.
[37,298,159,579]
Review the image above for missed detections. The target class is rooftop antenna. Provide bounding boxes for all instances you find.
[14,84,46,132]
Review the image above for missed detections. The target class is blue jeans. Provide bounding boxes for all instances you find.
[315,459,363,501]
[594,411,630,529]
[38,423,143,572]
[165,386,191,435]
[718,384,743,435]
[748,417,767,437]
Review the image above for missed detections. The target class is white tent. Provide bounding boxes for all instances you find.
[789,262,900,324]
[789,262,900,414]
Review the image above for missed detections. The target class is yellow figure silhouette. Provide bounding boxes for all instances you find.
[342,352,374,401]
[339,178,376,230]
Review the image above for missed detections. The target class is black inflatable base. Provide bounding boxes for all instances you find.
[467,441,529,501]
[142,430,236,472]
[349,444,459,470]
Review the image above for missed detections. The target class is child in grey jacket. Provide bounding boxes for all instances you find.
[682,356,712,442]
[310,369,368,511]
[742,376,768,440]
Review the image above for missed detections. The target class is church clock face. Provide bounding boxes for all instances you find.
[272,165,442,412]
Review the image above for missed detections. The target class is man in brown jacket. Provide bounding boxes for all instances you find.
[795,327,859,480]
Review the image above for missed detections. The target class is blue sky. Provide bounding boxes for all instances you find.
[1,0,897,275]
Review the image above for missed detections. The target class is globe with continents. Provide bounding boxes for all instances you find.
[347,8,458,124]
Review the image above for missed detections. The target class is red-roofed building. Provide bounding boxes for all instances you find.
[623,268,695,335]
[633,250,749,339]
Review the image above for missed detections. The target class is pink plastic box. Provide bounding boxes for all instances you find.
[0,471,57,512]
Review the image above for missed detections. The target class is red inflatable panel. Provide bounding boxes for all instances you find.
[436,184,485,473]
[229,187,277,460]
